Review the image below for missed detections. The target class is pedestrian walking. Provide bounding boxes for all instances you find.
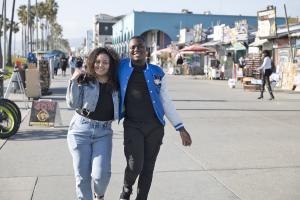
[224,52,234,79]
[257,50,275,100]
[53,56,60,76]
[60,55,68,76]
[238,55,246,68]
[66,47,120,200]
[175,53,184,75]
[118,36,192,200]
[69,53,77,75]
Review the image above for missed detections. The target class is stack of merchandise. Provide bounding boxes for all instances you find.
[242,53,261,91]
[243,53,261,78]
[39,60,51,95]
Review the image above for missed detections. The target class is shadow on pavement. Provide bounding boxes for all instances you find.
[50,87,67,96]
[9,129,67,141]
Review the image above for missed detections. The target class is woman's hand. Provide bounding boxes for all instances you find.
[71,68,83,81]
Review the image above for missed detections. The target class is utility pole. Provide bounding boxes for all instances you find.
[284,4,294,62]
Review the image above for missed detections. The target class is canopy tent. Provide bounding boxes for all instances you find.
[44,50,66,58]
[33,50,47,54]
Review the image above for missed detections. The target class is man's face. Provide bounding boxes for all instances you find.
[129,38,146,63]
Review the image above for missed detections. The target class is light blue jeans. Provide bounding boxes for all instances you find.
[67,112,113,200]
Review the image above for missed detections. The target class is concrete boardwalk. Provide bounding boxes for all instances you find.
[1,70,300,200]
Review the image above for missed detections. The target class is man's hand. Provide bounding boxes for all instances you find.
[179,127,192,146]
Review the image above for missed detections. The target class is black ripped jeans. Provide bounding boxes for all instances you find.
[260,69,274,98]
[122,119,164,200]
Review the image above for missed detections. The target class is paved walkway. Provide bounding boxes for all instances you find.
[1,69,300,200]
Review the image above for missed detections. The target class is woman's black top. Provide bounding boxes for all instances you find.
[89,82,114,121]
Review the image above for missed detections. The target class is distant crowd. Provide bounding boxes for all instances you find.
[51,54,86,77]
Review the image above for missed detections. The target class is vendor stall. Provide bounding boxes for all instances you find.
[226,42,247,63]
[180,44,213,75]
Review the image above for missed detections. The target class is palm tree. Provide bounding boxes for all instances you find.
[28,5,36,52]
[34,1,46,50]
[0,14,3,68]
[6,0,16,66]
[1,0,6,68]
[45,0,58,24]
[40,22,45,50]
[12,22,19,56]
[60,38,71,52]
[17,5,28,56]
[44,0,58,50]
[17,4,35,55]
[0,15,10,68]
[50,22,62,49]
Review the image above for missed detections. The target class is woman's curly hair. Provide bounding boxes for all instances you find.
[86,47,120,91]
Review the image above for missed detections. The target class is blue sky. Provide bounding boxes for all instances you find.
[10,0,300,48]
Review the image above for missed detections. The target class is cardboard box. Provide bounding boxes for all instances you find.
[25,68,41,98]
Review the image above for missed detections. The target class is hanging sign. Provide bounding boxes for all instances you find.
[257,8,277,39]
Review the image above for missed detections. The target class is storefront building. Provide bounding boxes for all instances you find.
[112,11,261,56]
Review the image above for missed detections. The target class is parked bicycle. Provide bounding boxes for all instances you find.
[0,70,21,139]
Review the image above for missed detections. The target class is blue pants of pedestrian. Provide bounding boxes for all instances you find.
[67,112,113,200]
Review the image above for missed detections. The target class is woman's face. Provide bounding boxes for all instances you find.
[94,53,110,77]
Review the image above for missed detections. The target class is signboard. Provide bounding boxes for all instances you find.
[29,100,57,126]
[194,24,203,43]
[99,22,114,35]
[213,25,225,42]
[257,8,277,39]
[223,26,232,44]
[235,19,248,41]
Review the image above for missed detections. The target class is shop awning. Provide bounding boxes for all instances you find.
[201,40,222,47]
[291,32,300,37]
[249,38,268,47]
[226,42,246,51]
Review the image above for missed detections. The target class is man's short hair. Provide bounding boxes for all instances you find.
[130,36,145,43]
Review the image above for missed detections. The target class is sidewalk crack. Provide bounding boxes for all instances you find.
[30,177,39,200]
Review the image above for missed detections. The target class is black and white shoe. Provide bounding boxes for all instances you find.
[119,186,132,200]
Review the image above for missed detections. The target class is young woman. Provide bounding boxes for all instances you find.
[257,50,275,100]
[66,47,119,200]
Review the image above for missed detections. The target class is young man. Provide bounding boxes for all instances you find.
[118,36,192,200]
